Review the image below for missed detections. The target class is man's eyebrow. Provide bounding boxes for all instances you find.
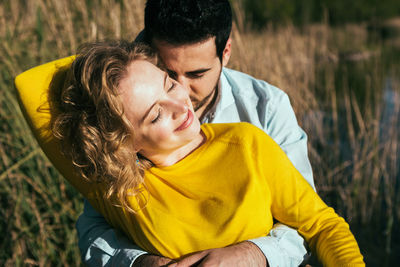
[186,68,211,75]
[139,73,167,124]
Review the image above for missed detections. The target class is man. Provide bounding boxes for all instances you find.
[77,0,315,266]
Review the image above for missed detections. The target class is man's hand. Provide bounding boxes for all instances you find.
[170,241,267,267]
[133,254,175,267]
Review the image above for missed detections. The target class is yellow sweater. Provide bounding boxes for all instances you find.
[91,122,364,266]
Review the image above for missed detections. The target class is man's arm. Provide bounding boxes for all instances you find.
[77,199,171,267]
[249,224,309,267]
[171,241,267,267]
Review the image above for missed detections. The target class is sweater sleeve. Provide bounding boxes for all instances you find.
[250,126,365,267]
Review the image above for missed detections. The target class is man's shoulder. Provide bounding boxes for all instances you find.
[222,68,288,100]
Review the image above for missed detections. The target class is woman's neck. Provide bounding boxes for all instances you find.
[146,131,206,167]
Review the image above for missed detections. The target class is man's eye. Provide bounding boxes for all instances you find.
[188,73,204,79]
[151,108,162,123]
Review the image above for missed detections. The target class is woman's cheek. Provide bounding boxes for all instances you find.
[153,125,172,143]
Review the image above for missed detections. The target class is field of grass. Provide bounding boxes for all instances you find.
[1,0,399,266]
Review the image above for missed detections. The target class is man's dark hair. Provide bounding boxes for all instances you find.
[144,0,232,60]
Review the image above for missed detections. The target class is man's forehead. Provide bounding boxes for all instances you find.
[153,38,219,71]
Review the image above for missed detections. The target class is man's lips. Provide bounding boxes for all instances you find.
[175,109,194,131]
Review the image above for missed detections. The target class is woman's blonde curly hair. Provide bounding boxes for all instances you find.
[51,41,157,213]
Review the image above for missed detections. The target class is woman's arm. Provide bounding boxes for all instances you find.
[258,133,364,266]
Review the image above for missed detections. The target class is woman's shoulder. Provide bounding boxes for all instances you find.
[202,122,285,165]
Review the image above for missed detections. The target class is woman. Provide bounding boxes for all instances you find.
[50,41,364,266]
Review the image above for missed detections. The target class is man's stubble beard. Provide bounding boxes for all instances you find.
[192,84,218,112]
[192,68,222,119]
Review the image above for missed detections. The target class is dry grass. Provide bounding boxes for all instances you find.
[0,0,399,266]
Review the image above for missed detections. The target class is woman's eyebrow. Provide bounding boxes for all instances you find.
[139,73,168,124]
[140,103,155,123]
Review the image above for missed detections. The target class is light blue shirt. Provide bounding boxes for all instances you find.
[76,67,314,267]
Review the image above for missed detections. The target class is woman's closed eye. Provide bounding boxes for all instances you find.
[168,80,176,92]
[151,107,162,123]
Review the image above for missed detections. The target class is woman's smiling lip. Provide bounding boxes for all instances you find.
[175,109,194,131]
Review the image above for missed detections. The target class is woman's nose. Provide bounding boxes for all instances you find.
[165,98,187,117]
[176,76,191,94]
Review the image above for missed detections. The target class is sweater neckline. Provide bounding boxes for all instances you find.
[149,124,213,172]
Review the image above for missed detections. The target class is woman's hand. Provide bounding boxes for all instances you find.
[169,241,267,267]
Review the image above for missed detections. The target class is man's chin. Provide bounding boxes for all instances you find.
[191,87,218,113]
